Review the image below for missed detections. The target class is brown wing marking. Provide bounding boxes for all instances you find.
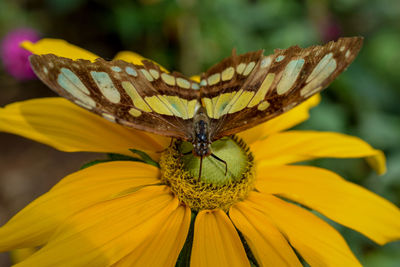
[29,54,201,140]
[200,37,363,140]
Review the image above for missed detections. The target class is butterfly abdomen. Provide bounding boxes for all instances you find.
[192,107,212,157]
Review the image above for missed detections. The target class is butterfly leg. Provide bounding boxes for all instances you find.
[211,153,228,176]
[156,138,175,153]
[177,140,192,163]
[199,156,203,179]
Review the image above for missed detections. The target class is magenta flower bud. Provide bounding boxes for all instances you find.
[322,21,342,42]
[1,28,40,80]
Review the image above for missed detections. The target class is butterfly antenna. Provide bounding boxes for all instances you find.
[211,153,228,176]
[199,156,203,179]
[231,47,237,57]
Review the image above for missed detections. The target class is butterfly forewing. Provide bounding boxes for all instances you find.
[29,54,201,140]
[199,37,363,140]
[30,37,363,145]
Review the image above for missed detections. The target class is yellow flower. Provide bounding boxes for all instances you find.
[0,39,399,267]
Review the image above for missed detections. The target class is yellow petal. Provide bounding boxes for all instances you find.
[252,130,386,174]
[113,204,191,267]
[114,51,148,65]
[190,75,201,82]
[246,192,361,267]
[114,51,169,72]
[10,248,37,264]
[191,210,249,267]
[256,165,400,245]
[0,98,169,159]
[16,186,178,267]
[230,203,302,266]
[22,38,168,71]
[0,161,160,251]
[21,39,99,61]
[239,94,320,144]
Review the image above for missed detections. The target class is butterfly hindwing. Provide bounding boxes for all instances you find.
[29,54,201,140]
[30,37,363,144]
[199,37,363,140]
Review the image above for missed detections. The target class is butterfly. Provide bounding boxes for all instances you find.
[29,37,363,176]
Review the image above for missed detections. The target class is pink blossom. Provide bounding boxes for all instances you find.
[1,28,40,80]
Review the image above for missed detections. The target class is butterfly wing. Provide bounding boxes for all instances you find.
[29,54,201,140]
[199,37,363,140]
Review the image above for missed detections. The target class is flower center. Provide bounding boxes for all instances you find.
[159,136,255,211]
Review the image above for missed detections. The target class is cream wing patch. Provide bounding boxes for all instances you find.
[125,67,137,76]
[260,56,272,69]
[162,95,189,119]
[228,91,254,114]
[213,92,235,119]
[243,61,255,76]
[144,95,199,119]
[172,97,198,119]
[121,81,152,112]
[129,108,142,117]
[111,66,122,72]
[203,89,258,119]
[90,71,121,103]
[161,73,176,86]
[207,73,221,86]
[301,53,337,97]
[102,113,116,122]
[176,78,191,89]
[236,63,246,74]
[257,101,270,111]
[122,78,199,119]
[187,99,198,118]
[221,90,243,115]
[221,67,235,81]
[275,55,285,62]
[247,73,275,107]
[277,59,305,95]
[202,97,214,118]
[149,69,160,79]
[144,96,174,116]
[191,83,200,90]
[57,68,96,108]
[140,69,154,82]
[74,100,94,110]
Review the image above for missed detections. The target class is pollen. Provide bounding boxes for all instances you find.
[159,136,255,211]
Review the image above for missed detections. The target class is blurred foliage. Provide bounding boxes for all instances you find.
[1,0,399,265]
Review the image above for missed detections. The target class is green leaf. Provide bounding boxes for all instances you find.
[237,229,259,266]
[79,159,112,170]
[175,212,196,267]
[107,153,141,161]
[80,152,145,170]
[129,149,160,168]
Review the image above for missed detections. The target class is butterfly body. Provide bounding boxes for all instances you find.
[29,37,363,171]
[192,106,212,157]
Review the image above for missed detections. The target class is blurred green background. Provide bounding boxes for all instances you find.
[0,0,399,266]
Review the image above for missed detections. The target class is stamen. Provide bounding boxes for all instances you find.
[159,136,255,211]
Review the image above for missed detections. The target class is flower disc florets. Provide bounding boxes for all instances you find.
[160,136,255,211]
